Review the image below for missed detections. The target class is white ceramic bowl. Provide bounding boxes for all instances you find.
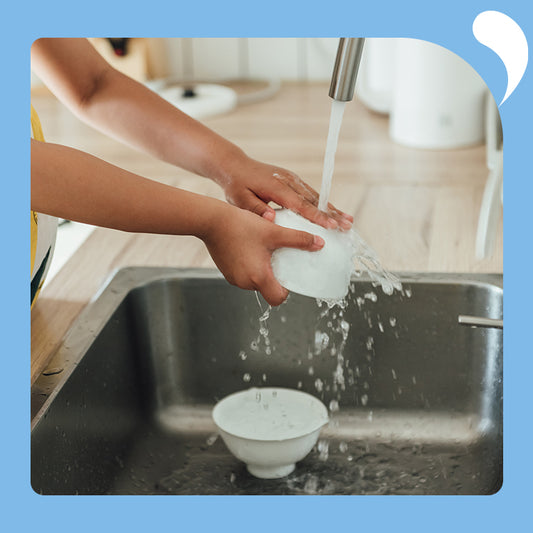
[212,387,329,479]
[271,209,355,301]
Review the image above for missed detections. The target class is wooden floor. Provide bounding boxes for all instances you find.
[30,82,503,384]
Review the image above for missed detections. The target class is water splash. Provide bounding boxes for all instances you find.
[318,100,347,211]
[350,229,402,296]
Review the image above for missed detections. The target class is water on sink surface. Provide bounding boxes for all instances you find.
[108,426,497,495]
[31,270,502,495]
[241,288,398,413]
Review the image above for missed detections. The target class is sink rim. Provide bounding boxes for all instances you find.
[31,267,503,428]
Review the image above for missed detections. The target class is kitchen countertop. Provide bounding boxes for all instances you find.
[30,82,503,385]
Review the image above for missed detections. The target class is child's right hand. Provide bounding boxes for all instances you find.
[201,203,324,306]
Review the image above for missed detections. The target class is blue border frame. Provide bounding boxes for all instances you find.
[3,0,532,531]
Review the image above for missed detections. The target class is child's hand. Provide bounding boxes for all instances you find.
[201,203,325,306]
[217,156,354,230]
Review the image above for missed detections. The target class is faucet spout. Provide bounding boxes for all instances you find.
[329,38,365,102]
[458,315,503,329]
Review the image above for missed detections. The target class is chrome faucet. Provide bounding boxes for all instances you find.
[329,38,366,102]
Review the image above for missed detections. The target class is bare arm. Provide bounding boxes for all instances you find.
[31,138,217,236]
[31,38,243,182]
[31,38,353,229]
[31,139,324,305]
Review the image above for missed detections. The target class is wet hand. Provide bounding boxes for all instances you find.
[202,203,325,306]
[219,158,353,230]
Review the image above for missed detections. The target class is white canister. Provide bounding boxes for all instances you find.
[389,39,487,149]
[356,38,397,115]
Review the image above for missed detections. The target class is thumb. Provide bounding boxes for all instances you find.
[275,227,325,251]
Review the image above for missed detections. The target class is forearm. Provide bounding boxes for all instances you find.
[75,68,247,183]
[31,139,226,238]
[31,38,247,185]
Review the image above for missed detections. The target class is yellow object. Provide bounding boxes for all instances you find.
[31,105,57,306]
[30,105,43,277]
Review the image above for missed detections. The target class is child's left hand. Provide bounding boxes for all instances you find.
[217,156,354,230]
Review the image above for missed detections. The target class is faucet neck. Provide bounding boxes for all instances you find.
[329,38,366,102]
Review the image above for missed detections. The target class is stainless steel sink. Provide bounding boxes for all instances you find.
[31,267,502,495]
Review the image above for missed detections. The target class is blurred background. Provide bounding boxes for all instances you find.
[31,38,503,284]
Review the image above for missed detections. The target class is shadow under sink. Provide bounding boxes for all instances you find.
[31,267,503,495]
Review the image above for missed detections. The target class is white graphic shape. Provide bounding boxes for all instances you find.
[473,10,528,106]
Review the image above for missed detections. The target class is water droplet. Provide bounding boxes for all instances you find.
[314,331,330,353]
[243,373,251,382]
[329,399,339,412]
[317,439,329,461]
[304,476,319,494]
[340,319,350,336]
[206,434,218,446]
[239,351,247,360]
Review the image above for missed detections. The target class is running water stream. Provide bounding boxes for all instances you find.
[318,100,347,212]
[235,95,405,485]
[317,97,401,298]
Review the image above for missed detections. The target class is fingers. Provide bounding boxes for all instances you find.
[231,190,276,221]
[243,263,289,306]
[267,177,336,229]
[257,227,325,305]
[261,210,276,222]
[227,167,353,230]
[259,276,290,306]
[274,227,325,251]
[283,189,352,231]
[326,201,354,224]
[271,171,353,230]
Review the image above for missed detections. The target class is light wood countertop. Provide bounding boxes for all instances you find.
[30,82,503,385]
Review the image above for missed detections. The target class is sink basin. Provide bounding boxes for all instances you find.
[31,267,502,495]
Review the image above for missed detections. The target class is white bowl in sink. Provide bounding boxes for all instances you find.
[212,387,329,479]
